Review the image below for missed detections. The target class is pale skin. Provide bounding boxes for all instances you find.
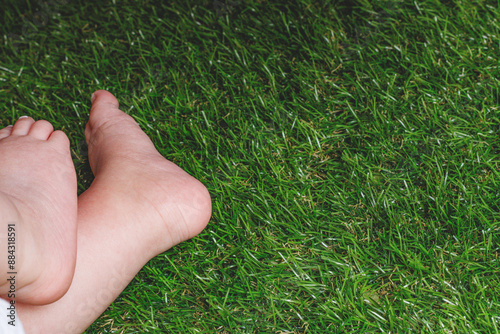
[0,117,78,305]
[0,90,212,333]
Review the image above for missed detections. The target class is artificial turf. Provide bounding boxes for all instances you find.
[1,0,500,332]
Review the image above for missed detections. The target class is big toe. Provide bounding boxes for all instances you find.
[85,90,147,143]
[86,90,121,131]
[48,130,71,148]
[90,90,120,111]
[85,90,157,173]
[85,90,126,149]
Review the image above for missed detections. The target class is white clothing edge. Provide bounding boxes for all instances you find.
[0,298,25,334]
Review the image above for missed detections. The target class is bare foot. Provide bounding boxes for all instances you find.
[0,117,77,305]
[85,90,212,255]
[18,91,211,334]
[16,91,211,333]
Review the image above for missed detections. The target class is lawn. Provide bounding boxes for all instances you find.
[1,0,500,332]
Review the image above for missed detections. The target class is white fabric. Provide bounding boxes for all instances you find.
[0,298,25,334]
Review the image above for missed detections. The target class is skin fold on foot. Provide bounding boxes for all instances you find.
[0,117,78,305]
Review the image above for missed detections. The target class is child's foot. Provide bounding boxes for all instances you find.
[84,90,211,259]
[15,91,211,333]
[0,117,77,305]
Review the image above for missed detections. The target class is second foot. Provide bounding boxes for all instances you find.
[81,90,212,259]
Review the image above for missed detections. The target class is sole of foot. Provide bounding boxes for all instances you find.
[0,117,77,305]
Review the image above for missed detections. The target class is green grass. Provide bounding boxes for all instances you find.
[2,0,500,332]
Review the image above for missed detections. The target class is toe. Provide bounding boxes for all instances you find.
[0,125,13,140]
[48,130,71,148]
[11,116,35,136]
[28,120,54,140]
[88,90,121,129]
[90,90,120,112]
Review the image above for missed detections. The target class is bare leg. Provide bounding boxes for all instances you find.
[0,118,77,305]
[17,91,212,333]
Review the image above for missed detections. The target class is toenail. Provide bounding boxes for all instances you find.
[91,93,96,104]
[19,115,30,119]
